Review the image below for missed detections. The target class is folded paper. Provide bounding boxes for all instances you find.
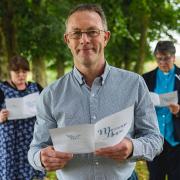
[5,92,39,120]
[150,91,178,107]
[49,105,134,154]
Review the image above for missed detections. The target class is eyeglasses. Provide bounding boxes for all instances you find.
[66,29,106,39]
[156,55,173,62]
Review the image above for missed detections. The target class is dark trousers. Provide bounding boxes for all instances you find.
[147,140,180,180]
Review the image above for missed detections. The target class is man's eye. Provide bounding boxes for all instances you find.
[88,30,98,36]
[72,31,81,36]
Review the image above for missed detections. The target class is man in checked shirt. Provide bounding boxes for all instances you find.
[28,3,163,180]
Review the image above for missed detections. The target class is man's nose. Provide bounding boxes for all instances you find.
[80,32,90,43]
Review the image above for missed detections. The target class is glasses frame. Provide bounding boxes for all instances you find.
[65,29,106,39]
[155,55,174,63]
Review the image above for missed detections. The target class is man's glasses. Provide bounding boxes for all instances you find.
[66,29,106,39]
[156,55,173,63]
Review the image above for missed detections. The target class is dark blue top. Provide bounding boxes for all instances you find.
[0,81,45,180]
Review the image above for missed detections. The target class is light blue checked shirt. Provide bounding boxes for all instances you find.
[28,63,163,180]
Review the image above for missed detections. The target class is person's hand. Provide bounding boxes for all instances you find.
[168,103,180,115]
[95,138,133,162]
[40,146,73,171]
[0,109,9,123]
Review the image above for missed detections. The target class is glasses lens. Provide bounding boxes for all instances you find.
[87,30,100,37]
[156,55,172,62]
[68,29,103,39]
[69,31,81,39]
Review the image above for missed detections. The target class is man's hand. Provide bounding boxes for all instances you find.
[40,146,73,171]
[168,103,180,115]
[95,138,133,162]
[0,109,9,123]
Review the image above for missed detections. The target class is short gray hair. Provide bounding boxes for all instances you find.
[65,4,108,31]
[154,41,176,55]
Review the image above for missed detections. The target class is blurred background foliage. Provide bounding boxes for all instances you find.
[0,0,179,86]
[0,1,179,179]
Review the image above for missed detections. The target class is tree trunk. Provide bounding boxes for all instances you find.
[0,26,9,80]
[1,0,17,61]
[123,40,132,70]
[56,58,65,79]
[124,54,131,70]
[32,57,47,87]
[134,14,149,74]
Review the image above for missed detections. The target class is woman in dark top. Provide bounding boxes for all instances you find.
[0,55,45,180]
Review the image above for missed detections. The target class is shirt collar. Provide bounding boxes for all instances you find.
[101,62,111,85]
[158,65,175,76]
[73,62,111,85]
[73,66,84,85]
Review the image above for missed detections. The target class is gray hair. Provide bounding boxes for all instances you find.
[154,41,176,55]
[65,4,108,31]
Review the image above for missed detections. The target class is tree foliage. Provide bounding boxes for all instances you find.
[0,0,179,83]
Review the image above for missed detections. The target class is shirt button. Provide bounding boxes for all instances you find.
[91,93,95,97]
[162,123,165,127]
[162,115,166,118]
[95,162,99,166]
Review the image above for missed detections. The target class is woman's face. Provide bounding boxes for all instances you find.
[10,69,28,86]
[155,52,175,72]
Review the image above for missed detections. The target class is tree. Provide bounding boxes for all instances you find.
[0,0,179,83]
[0,0,18,80]
[97,0,179,74]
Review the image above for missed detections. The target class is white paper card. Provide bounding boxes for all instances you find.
[5,92,39,120]
[150,91,178,107]
[50,105,134,154]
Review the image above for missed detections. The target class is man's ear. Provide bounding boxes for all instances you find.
[64,34,69,44]
[104,31,111,47]
[64,34,71,49]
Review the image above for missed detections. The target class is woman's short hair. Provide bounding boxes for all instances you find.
[9,55,30,71]
[154,41,176,55]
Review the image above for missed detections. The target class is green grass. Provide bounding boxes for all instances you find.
[45,171,57,180]
[45,160,149,180]
[135,161,149,180]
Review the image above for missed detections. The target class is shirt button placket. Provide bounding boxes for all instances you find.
[90,89,97,123]
[93,156,103,179]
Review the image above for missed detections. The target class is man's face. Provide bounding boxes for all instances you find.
[64,11,110,68]
[155,52,175,72]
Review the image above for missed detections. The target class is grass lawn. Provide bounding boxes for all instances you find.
[45,160,149,180]
[135,161,149,180]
